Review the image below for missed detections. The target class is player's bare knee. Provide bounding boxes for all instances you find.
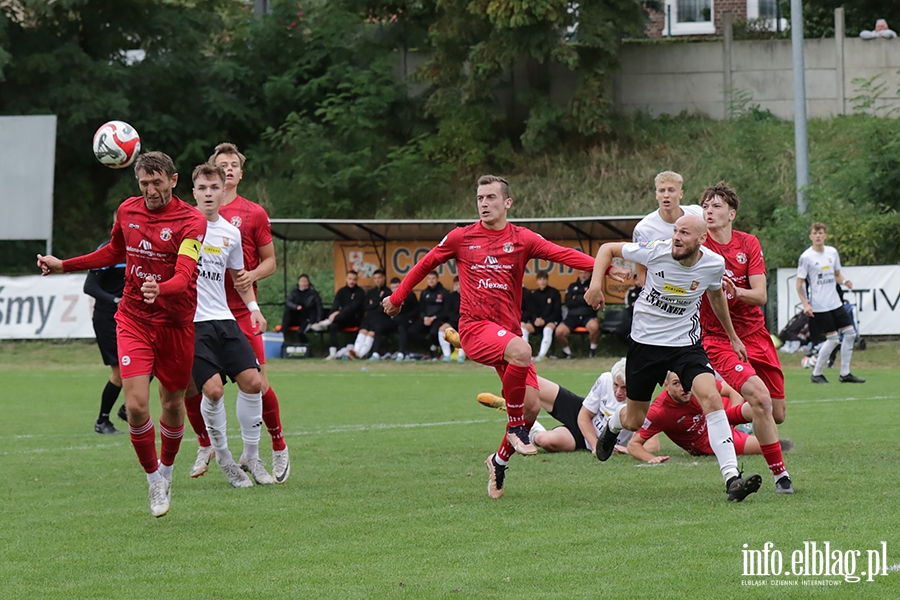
[203,384,224,402]
[744,380,773,414]
[772,400,786,424]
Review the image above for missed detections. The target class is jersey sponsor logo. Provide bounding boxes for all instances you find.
[663,283,686,296]
[468,245,481,249]
[736,252,747,264]
[497,329,507,337]
[160,228,172,241]
[130,264,161,281]
[690,280,699,291]
[129,223,140,229]
[231,216,243,228]
[139,239,152,251]
[121,355,131,366]
[484,255,499,265]
[655,270,665,278]
[639,240,656,248]
[202,245,222,255]
[477,278,509,290]
[503,242,514,253]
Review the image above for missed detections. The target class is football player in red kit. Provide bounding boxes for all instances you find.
[38,151,206,517]
[382,175,596,499]
[698,182,793,495]
[184,143,290,483]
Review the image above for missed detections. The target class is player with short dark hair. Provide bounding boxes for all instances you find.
[83,239,126,434]
[184,143,291,483]
[699,182,794,494]
[311,270,366,359]
[38,151,207,517]
[383,175,596,499]
[349,269,395,359]
[554,269,600,358]
[585,214,763,503]
[437,277,465,362]
[797,222,864,385]
[525,271,562,361]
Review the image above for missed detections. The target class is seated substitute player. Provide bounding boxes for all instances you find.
[584,214,763,503]
[519,284,535,344]
[405,271,447,357]
[383,175,597,500]
[437,277,466,362]
[390,277,419,360]
[83,239,126,434]
[555,269,600,358]
[280,274,324,342]
[188,163,273,487]
[38,151,207,517]
[349,269,394,359]
[476,358,655,455]
[524,271,562,361]
[628,372,793,476]
[312,270,365,359]
[796,222,865,385]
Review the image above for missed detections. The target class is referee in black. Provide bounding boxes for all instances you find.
[83,240,126,434]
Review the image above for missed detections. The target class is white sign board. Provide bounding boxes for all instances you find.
[776,266,900,336]
[0,275,94,339]
[0,115,57,246]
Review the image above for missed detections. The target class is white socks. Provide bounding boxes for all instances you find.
[353,333,375,358]
[706,409,739,482]
[438,331,452,357]
[522,329,530,343]
[201,394,233,464]
[538,326,553,357]
[839,329,856,376]
[813,332,840,376]
[236,389,263,461]
[607,402,624,433]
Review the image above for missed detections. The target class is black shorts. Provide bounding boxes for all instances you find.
[361,313,393,332]
[548,386,588,451]
[92,311,118,366]
[626,341,714,403]
[192,320,260,388]
[563,313,597,331]
[811,306,852,336]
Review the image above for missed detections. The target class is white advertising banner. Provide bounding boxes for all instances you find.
[776,266,900,336]
[0,274,95,339]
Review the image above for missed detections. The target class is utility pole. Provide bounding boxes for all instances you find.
[254,0,270,16]
[791,0,810,214]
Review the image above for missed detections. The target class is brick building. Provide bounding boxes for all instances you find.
[645,0,783,37]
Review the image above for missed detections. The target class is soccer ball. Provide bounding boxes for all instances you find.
[92,121,141,168]
[801,355,817,369]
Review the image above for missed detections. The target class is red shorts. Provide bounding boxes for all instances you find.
[460,321,539,388]
[116,312,194,391]
[235,309,266,365]
[733,428,750,455]
[704,329,785,399]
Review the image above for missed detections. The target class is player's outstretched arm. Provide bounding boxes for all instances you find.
[584,243,624,309]
[706,287,748,362]
[627,432,669,463]
[386,231,457,313]
[723,273,767,306]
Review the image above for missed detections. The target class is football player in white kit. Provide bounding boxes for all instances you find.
[796,222,864,384]
[585,214,763,502]
[188,163,274,488]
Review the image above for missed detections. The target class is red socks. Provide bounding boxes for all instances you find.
[262,387,286,451]
[760,441,786,477]
[159,422,184,468]
[184,392,210,447]
[502,364,530,428]
[129,418,158,474]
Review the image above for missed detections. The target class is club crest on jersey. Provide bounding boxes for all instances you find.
[736,252,747,264]
[231,216,242,228]
[503,242,514,253]
[690,280,700,291]
[222,237,229,247]
[160,228,172,241]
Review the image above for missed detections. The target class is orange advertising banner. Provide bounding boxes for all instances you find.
[332,239,634,304]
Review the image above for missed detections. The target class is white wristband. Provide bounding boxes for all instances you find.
[247,301,260,312]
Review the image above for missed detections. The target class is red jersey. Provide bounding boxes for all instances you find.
[638,381,729,456]
[65,196,206,327]
[218,195,273,316]
[389,222,595,333]
[699,230,767,338]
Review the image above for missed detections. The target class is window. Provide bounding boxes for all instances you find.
[663,0,715,36]
[746,0,788,31]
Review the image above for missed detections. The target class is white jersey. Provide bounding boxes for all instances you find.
[194,218,244,322]
[797,245,842,312]
[580,372,632,448]
[632,204,703,243]
[622,240,725,346]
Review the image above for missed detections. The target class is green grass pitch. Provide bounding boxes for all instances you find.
[2,341,899,599]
